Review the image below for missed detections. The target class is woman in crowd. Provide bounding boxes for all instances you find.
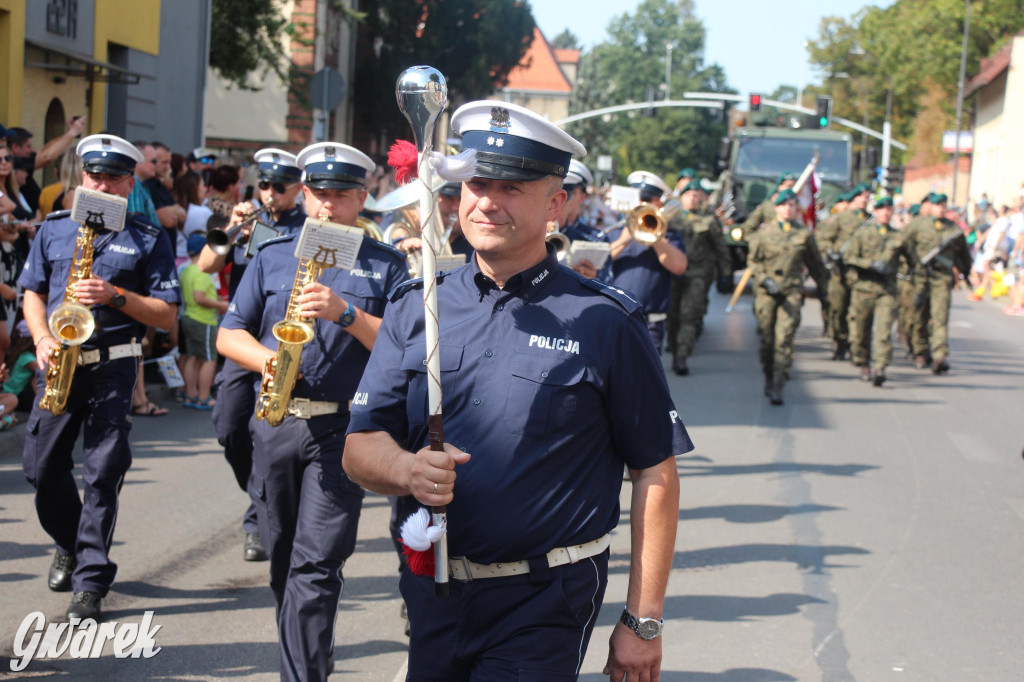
[204,164,240,220]
[173,172,214,265]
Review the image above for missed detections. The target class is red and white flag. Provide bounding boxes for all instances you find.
[798,170,820,229]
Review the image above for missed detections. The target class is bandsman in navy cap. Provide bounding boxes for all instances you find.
[344,100,691,682]
[553,158,608,279]
[740,171,798,238]
[901,190,971,374]
[747,188,829,405]
[606,170,688,350]
[217,140,407,680]
[843,194,909,385]
[18,133,181,621]
[817,181,874,360]
[666,179,731,375]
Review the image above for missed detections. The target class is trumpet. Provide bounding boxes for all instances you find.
[207,198,274,256]
[545,221,571,262]
[602,199,682,245]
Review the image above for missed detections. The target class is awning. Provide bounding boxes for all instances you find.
[24,39,152,85]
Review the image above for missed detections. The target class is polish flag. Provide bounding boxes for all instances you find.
[798,170,820,229]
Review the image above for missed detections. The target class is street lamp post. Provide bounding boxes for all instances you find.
[951,0,971,207]
[665,44,673,101]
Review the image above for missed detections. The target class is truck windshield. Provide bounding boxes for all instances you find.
[735,137,850,184]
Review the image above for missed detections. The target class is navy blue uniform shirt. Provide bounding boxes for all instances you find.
[221,233,408,403]
[347,247,693,564]
[607,227,686,315]
[232,204,306,267]
[449,233,474,260]
[19,211,181,349]
[562,216,609,245]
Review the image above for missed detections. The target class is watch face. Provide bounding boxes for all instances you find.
[638,619,661,640]
[111,294,126,308]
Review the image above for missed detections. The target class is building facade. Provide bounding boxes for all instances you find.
[491,27,578,122]
[0,0,208,155]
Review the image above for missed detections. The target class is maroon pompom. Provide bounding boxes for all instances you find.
[388,139,419,184]
[401,540,435,577]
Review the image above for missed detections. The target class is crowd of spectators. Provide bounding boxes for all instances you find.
[964,194,1024,315]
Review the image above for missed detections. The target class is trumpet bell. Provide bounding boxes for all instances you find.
[356,216,385,242]
[546,231,571,262]
[626,198,681,246]
[206,227,236,256]
[47,302,95,346]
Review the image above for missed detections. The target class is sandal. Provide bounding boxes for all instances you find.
[193,396,216,411]
[183,395,200,409]
[133,401,169,417]
[0,414,16,431]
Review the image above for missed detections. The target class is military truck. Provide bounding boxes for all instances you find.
[713,125,854,288]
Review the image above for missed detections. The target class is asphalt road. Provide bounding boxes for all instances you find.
[1,287,1022,681]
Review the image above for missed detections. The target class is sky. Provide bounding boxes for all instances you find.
[531,0,893,100]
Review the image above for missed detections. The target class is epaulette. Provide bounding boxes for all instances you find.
[362,237,406,261]
[578,277,642,314]
[127,214,162,236]
[256,233,296,252]
[44,209,71,221]
[387,270,453,302]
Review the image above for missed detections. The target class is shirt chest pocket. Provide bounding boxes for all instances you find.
[505,352,586,436]
[92,252,142,289]
[400,343,464,426]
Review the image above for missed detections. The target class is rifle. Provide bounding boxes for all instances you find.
[919,228,964,268]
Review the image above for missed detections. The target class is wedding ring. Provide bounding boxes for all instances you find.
[433,482,438,494]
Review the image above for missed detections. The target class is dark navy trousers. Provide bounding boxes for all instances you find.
[249,412,363,682]
[21,356,136,597]
[401,551,608,682]
[211,358,259,534]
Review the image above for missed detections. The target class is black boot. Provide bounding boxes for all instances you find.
[769,373,785,405]
[672,356,689,376]
[67,591,102,621]
[48,551,76,592]
[932,356,950,374]
[244,532,268,562]
[832,341,850,361]
[872,369,886,387]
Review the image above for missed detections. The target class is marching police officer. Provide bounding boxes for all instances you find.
[608,171,688,350]
[202,148,308,563]
[817,182,873,360]
[19,135,181,620]
[748,189,828,405]
[901,193,972,374]
[343,100,691,682]
[217,142,407,680]
[844,196,907,385]
[667,180,731,375]
[556,159,609,280]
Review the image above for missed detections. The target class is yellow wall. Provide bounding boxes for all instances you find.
[90,0,161,133]
[0,0,26,126]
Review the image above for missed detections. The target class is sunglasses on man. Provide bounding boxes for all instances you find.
[259,181,296,194]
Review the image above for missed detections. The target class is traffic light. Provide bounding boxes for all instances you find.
[815,95,833,129]
[884,165,905,189]
[749,93,763,112]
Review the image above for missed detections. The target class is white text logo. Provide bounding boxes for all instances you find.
[11,611,163,672]
[528,335,580,355]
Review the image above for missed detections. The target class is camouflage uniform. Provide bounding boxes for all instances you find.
[817,209,872,355]
[748,219,829,397]
[815,211,842,338]
[667,211,731,368]
[843,222,906,374]
[741,199,775,237]
[896,254,916,352]
[902,216,972,367]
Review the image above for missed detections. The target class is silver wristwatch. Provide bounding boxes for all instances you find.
[620,607,663,640]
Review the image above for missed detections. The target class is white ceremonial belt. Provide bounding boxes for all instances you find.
[78,342,143,366]
[448,533,612,582]
[287,398,345,419]
[646,313,668,324]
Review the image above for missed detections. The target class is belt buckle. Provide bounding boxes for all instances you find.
[289,397,311,418]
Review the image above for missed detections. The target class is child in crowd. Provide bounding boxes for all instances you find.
[3,319,37,413]
[180,233,228,409]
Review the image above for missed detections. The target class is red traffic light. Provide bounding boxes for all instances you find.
[749,94,762,112]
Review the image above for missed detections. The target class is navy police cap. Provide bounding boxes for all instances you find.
[254,148,302,184]
[76,134,144,176]
[451,100,586,182]
[297,142,375,190]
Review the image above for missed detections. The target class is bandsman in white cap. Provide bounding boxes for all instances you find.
[554,158,608,279]
[344,101,691,682]
[606,170,689,350]
[216,140,408,681]
[18,134,181,621]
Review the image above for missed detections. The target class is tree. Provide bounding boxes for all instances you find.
[352,0,535,143]
[567,0,733,183]
[807,0,1024,164]
[209,0,290,90]
[551,29,582,50]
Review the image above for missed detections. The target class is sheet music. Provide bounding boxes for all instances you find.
[565,241,611,270]
[293,218,364,270]
[71,187,127,232]
[608,185,641,213]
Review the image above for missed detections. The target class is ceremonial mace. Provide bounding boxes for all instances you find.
[397,65,450,596]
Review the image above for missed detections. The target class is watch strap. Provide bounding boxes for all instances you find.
[338,300,356,327]
[620,607,663,640]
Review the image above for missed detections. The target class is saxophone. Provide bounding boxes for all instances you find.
[39,222,98,415]
[254,214,335,427]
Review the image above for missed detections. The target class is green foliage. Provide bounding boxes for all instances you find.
[568,0,732,183]
[209,0,290,90]
[353,0,535,142]
[551,29,582,50]
[807,0,1024,163]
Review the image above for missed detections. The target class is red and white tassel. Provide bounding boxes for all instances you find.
[399,507,447,577]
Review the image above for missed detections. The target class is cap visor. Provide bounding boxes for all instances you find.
[473,161,551,183]
[304,179,364,190]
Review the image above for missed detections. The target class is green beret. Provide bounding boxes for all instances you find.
[919,194,932,204]
[835,190,852,203]
[909,203,921,216]
[852,182,871,195]
[928,192,948,204]
[677,167,696,179]
[680,180,703,194]
[873,196,893,209]
[775,173,796,188]
[774,188,797,205]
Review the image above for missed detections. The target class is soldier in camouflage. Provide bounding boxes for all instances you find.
[740,172,796,238]
[815,190,852,338]
[896,202,922,353]
[817,182,873,360]
[843,196,906,386]
[667,180,731,375]
[901,193,972,374]
[748,189,829,405]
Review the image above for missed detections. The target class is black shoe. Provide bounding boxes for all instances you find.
[672,357,689,376]
[932,357,950,375]
[48,552,76,592]
[832,342,850,361]
[872,370,886,387]
[244,532,268,562]
[67,591,101,621]
[327,658,335,675]
[769,388,784,405]
[859,367,871,382]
